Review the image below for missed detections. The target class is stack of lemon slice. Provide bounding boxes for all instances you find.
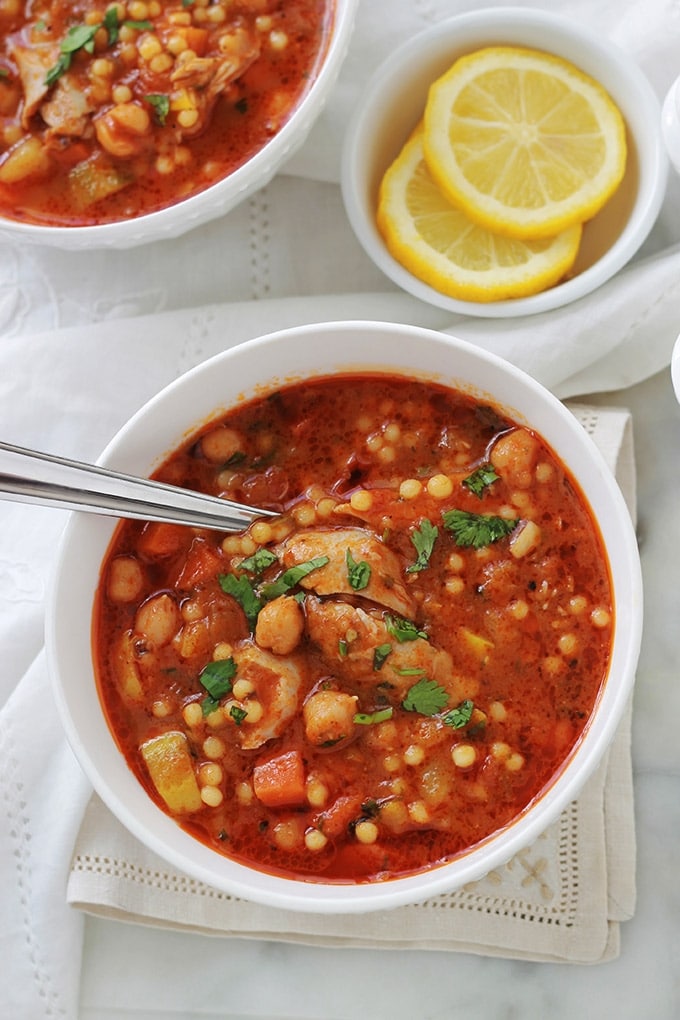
[377,46,627,303]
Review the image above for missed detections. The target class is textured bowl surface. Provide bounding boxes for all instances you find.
[46,320,643,913]
[341,6,668,318]
[0,0,358,250]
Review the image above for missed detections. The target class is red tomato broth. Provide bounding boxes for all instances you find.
[93,374,613,883]
[0,0,333,226]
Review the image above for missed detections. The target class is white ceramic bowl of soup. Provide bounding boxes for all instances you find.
[46,320,642,912]
[0,0,357,250]
[341,6,668,318]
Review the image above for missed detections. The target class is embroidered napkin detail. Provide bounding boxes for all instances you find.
[67,404,636,964]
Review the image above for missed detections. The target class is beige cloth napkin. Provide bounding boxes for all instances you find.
[67,404,637,965]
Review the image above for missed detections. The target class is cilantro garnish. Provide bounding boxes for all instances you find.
[239,547,278,575]
[463,464,500,498]
[442,509,518,549]
[219,573,262,628]
[0,68,9,78]
[402,677,449,716]
[45,13,154,86]
[442,699,474,729]
[260,555,329,600]
[353,707,393,725]
[373,643,392,670]
[45,24,99,86]
[406,518,438,573]
[145,93,170,126]
[346,548,371,591]
[229,704,248,726]
[199,657,236,716]
[384,613,428,642]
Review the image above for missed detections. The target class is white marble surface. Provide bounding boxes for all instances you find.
[72,367,680,1020]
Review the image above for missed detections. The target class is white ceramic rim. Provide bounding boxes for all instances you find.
[341,5,669,318]
[0,0,358,250]
[671,331,680,404]
[46,320,643,913]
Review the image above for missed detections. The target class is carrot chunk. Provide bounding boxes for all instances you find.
[253,749,306,808]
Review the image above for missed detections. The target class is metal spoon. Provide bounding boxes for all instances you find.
[0,441,275,532]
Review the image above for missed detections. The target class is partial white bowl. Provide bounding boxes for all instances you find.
[46,320,643,913]
[662,74,680,177]
[672,331,680,404]
[341,6,668,318]
[0,0,357,250]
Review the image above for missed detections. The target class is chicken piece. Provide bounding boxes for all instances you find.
[305,597,464,703]
[10,43,57,126]
[279,527,415,617]
[230,642,303,749]
[41,75,93,138]
[170,26,260,137]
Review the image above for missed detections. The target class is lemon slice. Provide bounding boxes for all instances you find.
[423,46,627,239]
[377,126,582,303]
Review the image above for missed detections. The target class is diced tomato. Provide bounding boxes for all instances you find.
[175,537,224,589]
[316,794,363,839]
[182,26,208,55]
[253,750,306,808]
[137,522,188,560]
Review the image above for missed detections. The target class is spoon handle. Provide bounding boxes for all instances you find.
[0,441,274,532]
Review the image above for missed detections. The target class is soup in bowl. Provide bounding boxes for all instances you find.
[0,0,357,247]
[47,321,642,911]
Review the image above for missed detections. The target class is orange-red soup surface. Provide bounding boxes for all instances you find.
[0,0,332,225]
[94,374,613,883]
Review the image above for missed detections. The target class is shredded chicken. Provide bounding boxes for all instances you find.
[41,74,93,138]
[279,527,416,618]
[170,26,260,137]
[304,597,467,703]
[230,642,303,749]
[10,43,56,127]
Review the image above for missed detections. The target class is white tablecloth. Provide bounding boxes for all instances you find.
[2,2,680,1018]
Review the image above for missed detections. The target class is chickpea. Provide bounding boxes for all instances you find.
[303,689,357,746]
[135,593,180,647]
[201,426,244,464]
[490,428,540,489]
[107,555,145,603]
[255,596,304,655]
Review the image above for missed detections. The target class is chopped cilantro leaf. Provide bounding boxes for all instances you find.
[463,464,501,498]
[373,643,392,670]
[346,547,371,591]
[145,93,170,125]
[239,547,278,575]
[219,572,262,628]
[353,707,394,725]
[442,508,518,549]
[62,22,100,53]
[124,18,153,29]
[260,555,329,600]
[199,658,236,715]
[229,705,248,726]
[442,699,475,729]
[103,6,119,44]
[406,518,438,573]
[384,613,428,642]
[402,677,449,716]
